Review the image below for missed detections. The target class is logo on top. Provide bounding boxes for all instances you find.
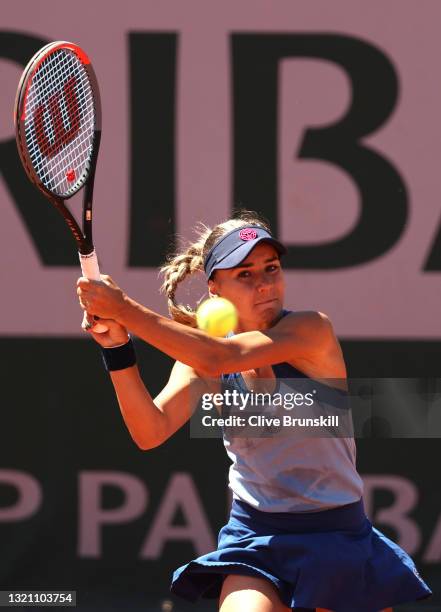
[239,228,258,241]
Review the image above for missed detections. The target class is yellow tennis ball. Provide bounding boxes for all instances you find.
[196,297,238,337]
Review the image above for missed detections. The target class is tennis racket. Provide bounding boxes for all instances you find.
[14,41,106,332]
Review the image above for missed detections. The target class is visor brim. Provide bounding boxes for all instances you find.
[208,237,286,277]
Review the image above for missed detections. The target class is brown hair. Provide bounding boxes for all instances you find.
[160,210,272,326]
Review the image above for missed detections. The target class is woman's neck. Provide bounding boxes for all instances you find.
[236,308,286,333]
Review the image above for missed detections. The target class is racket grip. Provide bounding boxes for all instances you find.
[79,250,101,281]
[79,250,108,333]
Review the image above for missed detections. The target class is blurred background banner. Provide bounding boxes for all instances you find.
[1,0,440,609]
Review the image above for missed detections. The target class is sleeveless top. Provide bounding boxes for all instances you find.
[220,310,364,512]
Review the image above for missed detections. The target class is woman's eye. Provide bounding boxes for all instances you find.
[237,266,279,278]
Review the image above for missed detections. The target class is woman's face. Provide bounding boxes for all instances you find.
[208,242,285,331]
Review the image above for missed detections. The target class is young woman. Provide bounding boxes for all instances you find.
[77,212,431,612]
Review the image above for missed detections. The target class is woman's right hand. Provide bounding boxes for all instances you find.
[82,313,130,348]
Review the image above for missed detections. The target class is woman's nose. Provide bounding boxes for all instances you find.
[256,274,272,291]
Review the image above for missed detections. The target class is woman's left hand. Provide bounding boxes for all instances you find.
[77,274,127,321]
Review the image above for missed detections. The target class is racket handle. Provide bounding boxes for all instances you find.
[79,250,101,281]
[79,250,108,333]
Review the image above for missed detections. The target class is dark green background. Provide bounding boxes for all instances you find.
[0,338,439,611]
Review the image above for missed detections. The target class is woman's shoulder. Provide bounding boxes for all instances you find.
[276,309,334,334]
[278,310,346,380]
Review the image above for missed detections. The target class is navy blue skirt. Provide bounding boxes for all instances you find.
[171,497,431,611]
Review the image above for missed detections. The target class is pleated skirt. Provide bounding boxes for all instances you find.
[171,497,432,611]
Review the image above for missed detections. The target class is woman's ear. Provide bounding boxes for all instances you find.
[208,280,220,298]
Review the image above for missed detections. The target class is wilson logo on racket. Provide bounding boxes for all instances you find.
[33,77,80,159]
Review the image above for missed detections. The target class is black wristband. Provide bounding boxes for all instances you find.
[101,338,137,371]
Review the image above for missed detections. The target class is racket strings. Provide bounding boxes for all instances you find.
[34,105,95,184]
[30,58,94,149]
[24,49,95,197]
[28,51,93,172]
[28,51,93,193]
[32,77,81,157]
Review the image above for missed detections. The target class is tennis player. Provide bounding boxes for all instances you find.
[77,212,432,612]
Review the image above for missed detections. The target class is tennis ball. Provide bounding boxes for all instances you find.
[196,297,238,337]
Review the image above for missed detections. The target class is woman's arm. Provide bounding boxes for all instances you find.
[87,319,208,450]
[109,364,166,449]
[109,359,207,450]
[78,277,337,376]
[78,277,225,374]
[114,296,228,375]
[220,310,339,375]
[119,301,336,376]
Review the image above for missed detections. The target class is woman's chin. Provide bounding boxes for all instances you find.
[257,303,283,327]
[237,303,282,331]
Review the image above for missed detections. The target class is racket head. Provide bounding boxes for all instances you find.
[14,41,101,201]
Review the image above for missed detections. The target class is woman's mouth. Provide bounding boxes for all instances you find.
[255,298,277,306]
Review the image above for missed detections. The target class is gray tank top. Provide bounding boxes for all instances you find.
[220,312,364,512]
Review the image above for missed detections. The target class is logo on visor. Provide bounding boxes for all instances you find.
[239,228,258,241]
